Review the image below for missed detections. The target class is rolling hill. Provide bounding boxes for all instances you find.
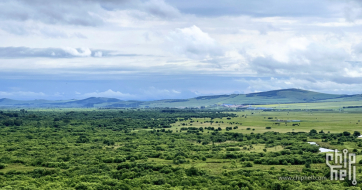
[0,89,361,108]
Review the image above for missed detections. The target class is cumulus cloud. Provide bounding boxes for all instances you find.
[148,88,180,94]
[82,89,134,99]
[62,47,92,57]
[94,51,103,57]
[79,87,184,100]
[167,25,223,60]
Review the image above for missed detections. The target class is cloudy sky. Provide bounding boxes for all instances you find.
[1,0,362,100]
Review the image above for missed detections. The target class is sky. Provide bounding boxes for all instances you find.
[1,0,362,100]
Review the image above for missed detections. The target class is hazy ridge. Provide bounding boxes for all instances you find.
[0,88,360,108]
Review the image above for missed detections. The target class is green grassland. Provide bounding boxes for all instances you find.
[168,110,362,134]
[257,101,362,110]
[1,103,362,189]
[143,89,341,107]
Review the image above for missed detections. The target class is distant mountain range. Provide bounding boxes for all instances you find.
[1,88,361,108]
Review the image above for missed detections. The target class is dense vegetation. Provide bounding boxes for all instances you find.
[0,109,361,189]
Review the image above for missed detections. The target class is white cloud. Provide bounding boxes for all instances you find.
[83,89,134,99]
[139,87,183,99]
[78,87,185,100]
[343,68,362,78]
[94,51,103,57]
[62,47,92,57]
[0,47,120,58]
[1,0,362,99]
[0,91,46,98]
[167,25,223,60]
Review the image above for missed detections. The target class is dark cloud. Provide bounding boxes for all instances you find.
[0,0,110,26]
[0,47,140,58]
[250,56,283,74]
[143,0,180,19]
[0,0,181,28]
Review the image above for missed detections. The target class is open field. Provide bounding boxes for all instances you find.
[257,100,362,110]
[167,110,362,134]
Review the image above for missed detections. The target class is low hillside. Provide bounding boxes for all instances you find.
[0,89,360,108]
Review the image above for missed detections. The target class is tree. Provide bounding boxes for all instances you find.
[343,131,351,136]
[243,162,253,167]
[353,131,361,137]
[309,129,317,135]
[3,119,14,126]
[186,166,201,176]
[231,161,237,168]
[76,135,90,143]
[305,162,311,168]
[103,139,115,146]
[14,119,22,126]
[0,163,6,169]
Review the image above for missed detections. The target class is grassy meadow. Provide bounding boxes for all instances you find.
[1,102,362,189]
[168,109,362,134]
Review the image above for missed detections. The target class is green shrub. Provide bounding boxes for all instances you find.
[103,158,114,163]
[243,162,253,167]
[226,147,241,151]
[114,157,126,163]
[0,163,6,169]
[76,135,90,143]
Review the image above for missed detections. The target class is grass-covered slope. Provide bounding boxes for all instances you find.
[1,89,361,108]
[142,89,355,107]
